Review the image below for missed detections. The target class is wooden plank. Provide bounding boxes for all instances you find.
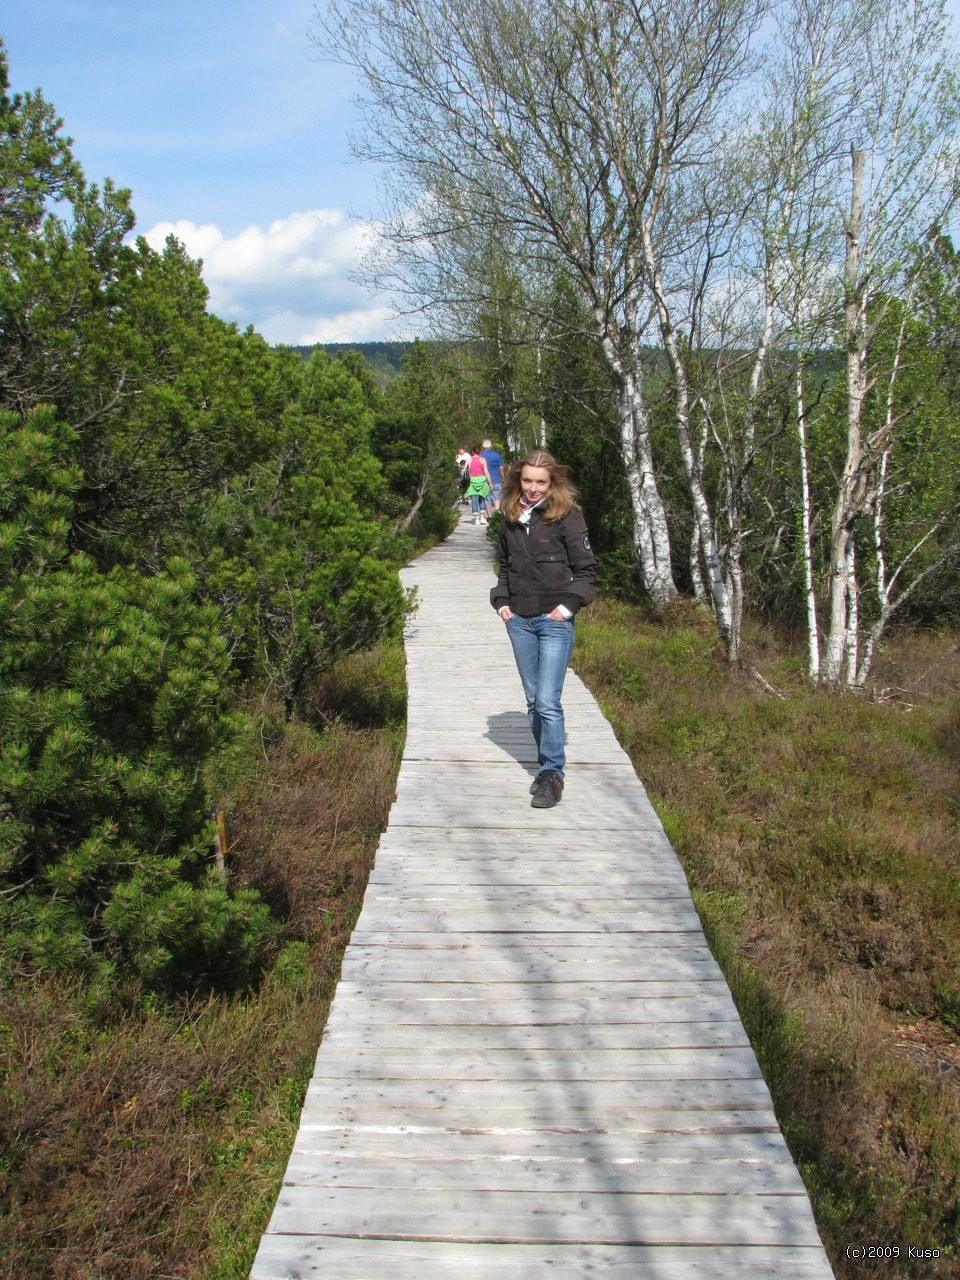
[281,1153,808,1195]
[309,1045,763,1081]
[322,992,741,1026]
[371,841,680,861]
[301,1076,775,1113]
[285,1126,797,1164]
[318,1020,752,1052]
[366,868,689,887]
[367,863,686,885]
[294,1102,782,1135]
[350,901,704,928]
[265,1185,824,1247]
[252,1237,834,1280]
[340,949,726,983]
[397,744,632,765]
[385,807,662,829]
[368,862,682,879]
[341,936,715,958]
[345,936,716,957]
[363,882,692,900]
[333,978,730,1000]
[372,838,679,859]
[299,1085,773,1126]
[375,833,676,852]
[339,966,731,990]
[341,935,711,954]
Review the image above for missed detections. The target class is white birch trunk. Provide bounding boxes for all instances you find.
[844,535,859,686]
[825,524,855,682]
[795,361,820,681]
[596,314,677,605]
[724,295,774,665]
[689,417,708,600]
[854,298,907,686]
[825,147,868,684]
[641,227,732,648]
[618,359,677,607]
[726,556,744,663]
[856,613,888,689]
[535,342,547,450]
[856,447,890,687]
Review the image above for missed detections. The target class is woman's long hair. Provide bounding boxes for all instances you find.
[500,450,579,524]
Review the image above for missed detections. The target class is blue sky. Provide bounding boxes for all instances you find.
[2,0,400,344]
[3,1,960,347]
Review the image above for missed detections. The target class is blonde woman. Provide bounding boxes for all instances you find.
[491,451,596,808]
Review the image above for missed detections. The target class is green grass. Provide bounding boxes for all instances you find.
[574,599,960,1279]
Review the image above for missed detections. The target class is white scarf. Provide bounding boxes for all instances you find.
[518,495,545,526]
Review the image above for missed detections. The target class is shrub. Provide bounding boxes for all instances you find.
[1,409,272,992]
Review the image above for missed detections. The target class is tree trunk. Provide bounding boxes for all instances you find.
[725,548,744,664]
[795,361,820,681]
[844,535,859,686]
[618,363,678,608]
[825,147,868,684]
[688,415,708,600]
[644,232,731,645]
[535,342,547,450]
[599,326,677,607]
[399,480,427,530]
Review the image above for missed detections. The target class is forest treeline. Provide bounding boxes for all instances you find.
[320,0,960,685]
[296,341,417,387]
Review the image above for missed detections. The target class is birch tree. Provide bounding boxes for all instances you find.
[741,0,959,683]
[317,0,759,613]
[570,0,767,655]
[819,0,960,683]
[747,0,854,679]
[852,241,960,684]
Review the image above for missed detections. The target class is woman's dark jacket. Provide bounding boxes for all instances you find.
[490,506,597,618]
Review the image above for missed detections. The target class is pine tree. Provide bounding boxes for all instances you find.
[198,352,410,715]
[0,408,272,992]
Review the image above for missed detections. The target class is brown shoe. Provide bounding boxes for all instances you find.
[530,771,563,808]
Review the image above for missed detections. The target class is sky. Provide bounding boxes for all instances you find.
[4,1,960,348]
[1,0,402,345]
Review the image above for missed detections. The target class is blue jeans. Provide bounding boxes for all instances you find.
[469,491,488,514]
[505,613,575,777]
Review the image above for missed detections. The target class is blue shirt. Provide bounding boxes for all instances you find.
[481,448,505,485]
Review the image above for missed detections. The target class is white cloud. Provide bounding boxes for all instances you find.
[142,209,405,345]
[292,305,402,346]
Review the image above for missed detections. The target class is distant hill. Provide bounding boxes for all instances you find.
[285,341,423,387]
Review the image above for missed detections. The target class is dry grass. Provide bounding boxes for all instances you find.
[573,601,960,1280]
[0,974,325,1279]
[0,644,406,1280]
[227,719,399,958]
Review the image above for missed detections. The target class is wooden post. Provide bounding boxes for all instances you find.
[211,809,227,873]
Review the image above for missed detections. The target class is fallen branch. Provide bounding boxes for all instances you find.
[748,666,785,699]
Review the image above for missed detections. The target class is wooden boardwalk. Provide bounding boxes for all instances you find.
[251,512,835,1279]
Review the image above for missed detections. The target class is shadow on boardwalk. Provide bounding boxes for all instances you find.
[251,513,836,1279]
